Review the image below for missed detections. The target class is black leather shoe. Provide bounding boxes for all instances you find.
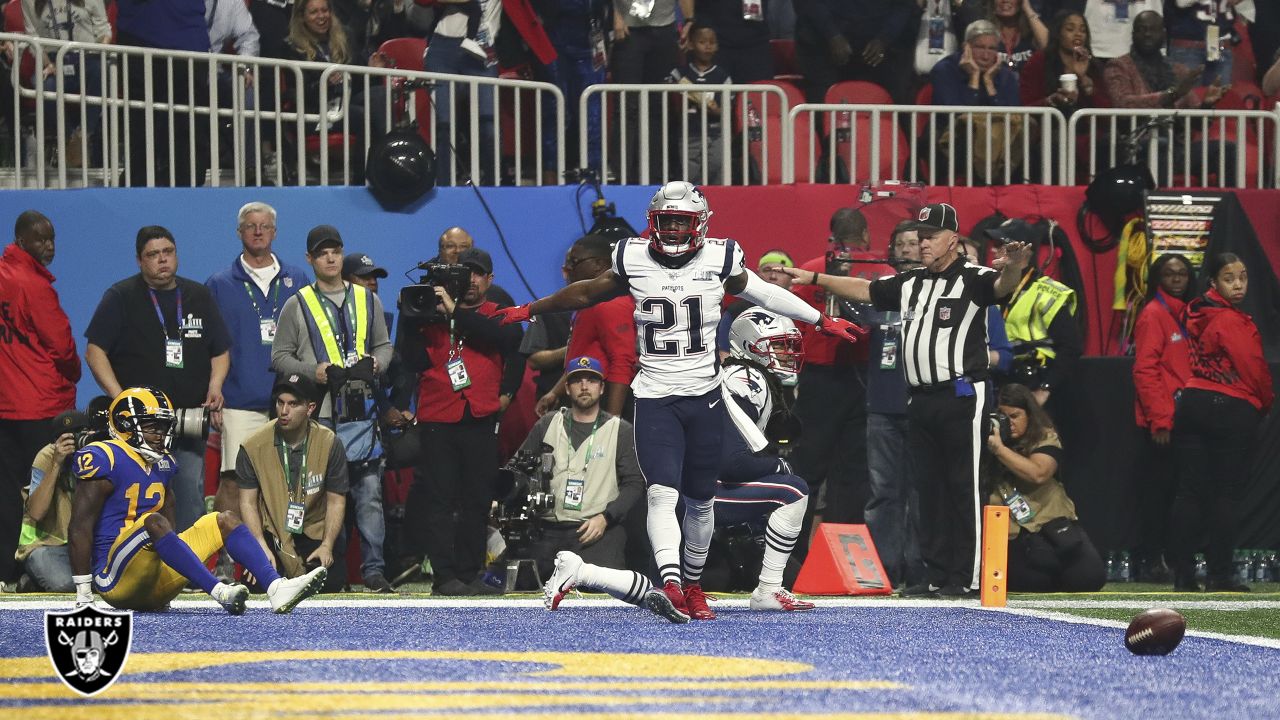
[433,578,470,596]
[467,578,503,596]
[937,584,977,599]
[901,583,940,598]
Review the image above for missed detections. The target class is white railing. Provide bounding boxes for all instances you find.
[3,36,1278,191]
[0,32,565,189]
[789,103,1068,186]
[1067,108,1280,189]
[579,83,791,186]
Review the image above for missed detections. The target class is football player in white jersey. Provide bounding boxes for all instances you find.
[498,182,862,621]
[540,308,817,621]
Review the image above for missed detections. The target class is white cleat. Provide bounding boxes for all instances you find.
[268,566,327,614]
[212,582,250,615]
[542,551,584,610]
[749,585,816,612]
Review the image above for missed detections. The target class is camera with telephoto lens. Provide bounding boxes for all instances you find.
[399,262,473,322]
[173,407,210,441]
[493,450,556,547]
[74,411,111,450]
[987,411,1013,446]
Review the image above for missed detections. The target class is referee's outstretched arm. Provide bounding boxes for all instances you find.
[782,267,873,303]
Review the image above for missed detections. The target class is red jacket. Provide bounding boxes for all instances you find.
[0,243,80,419]
[566,296,637,385]
[416,301,507,423]
[794,253,891,366]
[1132,290,1191,432]
[1182,289,1274,414]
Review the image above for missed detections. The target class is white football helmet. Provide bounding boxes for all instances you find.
[647,181,712,261]
[728,307,804,386]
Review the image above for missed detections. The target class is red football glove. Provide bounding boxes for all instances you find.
[494,304,532,325]
[817,315,867,344]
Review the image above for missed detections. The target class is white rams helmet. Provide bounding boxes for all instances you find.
[729,307,805,386]
[647,181,712,262]
[108,387,176,462]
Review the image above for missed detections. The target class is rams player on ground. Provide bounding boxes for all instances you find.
[68,387,326,614]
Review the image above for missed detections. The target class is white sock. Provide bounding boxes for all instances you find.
[646,485,683,585]
[681,496,714,585]
[759,496,807,589]
[578,562,653,605]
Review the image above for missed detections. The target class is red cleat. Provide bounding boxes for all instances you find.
[642,581,691,624]
[682,582,716,620]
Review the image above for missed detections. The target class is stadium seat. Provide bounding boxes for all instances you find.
[731,80,812,184]
[822,110,908,183]
[378,37,427,73]
[915,84,933,106]
[824,80,892,106]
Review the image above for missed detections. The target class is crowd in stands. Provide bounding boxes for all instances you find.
[1,0,1278,185]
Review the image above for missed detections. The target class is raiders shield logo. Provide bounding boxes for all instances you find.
[44,605,133,697]
[938,306,951,322]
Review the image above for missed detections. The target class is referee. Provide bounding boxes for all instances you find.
[785,203,1031,597]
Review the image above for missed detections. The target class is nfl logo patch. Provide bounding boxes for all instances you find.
[938,306,951,321]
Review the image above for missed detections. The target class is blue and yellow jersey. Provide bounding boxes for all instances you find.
[73,439,177,574]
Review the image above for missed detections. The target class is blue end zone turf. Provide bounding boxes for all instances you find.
[1,603,1276,718]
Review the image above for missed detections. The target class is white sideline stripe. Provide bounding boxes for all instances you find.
[985,606,1280,650]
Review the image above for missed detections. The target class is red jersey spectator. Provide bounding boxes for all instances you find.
[1132,255,1194,439]
[1170,252,1273,593]
[0,210,80,584]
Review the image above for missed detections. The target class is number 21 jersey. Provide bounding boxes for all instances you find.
[612,237,745,399]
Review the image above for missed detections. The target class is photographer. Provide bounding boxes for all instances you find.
[16,402,109,592]
[517,356,644,579]
[397,247,524,596]
[236,373,348,591]
[985,383,1105,593]
[270,226,394,591]
[85,226,231,532]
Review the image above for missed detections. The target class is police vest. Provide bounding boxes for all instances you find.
[544,410,620,523]
[297,283,374,366]
[242,420,337,579]
[1005,275,1076,362]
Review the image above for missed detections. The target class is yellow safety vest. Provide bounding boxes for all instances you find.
[1004,275,1077,362]
[297,283,371,365]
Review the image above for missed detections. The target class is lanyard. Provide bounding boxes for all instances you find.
[242,279,281,321]
[575,416,602,473]
[315,283,355,356]
[277,431,310,502]
[448,316,462,359]
[149,287,183,340]
[1001,271,1034,320]
[1154,292,1191,339]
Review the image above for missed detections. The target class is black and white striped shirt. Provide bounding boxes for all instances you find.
[869,258,999,388]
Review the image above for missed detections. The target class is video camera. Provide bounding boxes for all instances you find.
[399,262,473,322]
[493,450,556,548]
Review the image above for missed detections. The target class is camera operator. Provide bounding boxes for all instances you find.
[270,227,394,591]
[85,225,231,533]
[397,247,524,596]
[985,383,1105,592]
[16,399,109,592]
[518,356,644,578]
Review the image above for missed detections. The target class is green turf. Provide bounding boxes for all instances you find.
[1046,607,1280,640]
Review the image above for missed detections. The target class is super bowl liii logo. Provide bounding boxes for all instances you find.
[44,606,133,696]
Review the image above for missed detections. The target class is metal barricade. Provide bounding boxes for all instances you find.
[789,103,1067,186]
[0,33,564,189]
[579,83,791,186]
[1068,108,1280,189]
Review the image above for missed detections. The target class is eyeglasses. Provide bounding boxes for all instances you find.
[240,223,276,233]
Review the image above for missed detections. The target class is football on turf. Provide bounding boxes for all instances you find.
[1125,608,1186,655]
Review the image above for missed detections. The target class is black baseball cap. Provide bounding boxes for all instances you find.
[342,253,388,279]
[50,410,92,442]
[272,372,319,404]
[457,247,493,275]
[911,203,960,235]
[984,218,1035,245]
[306,224,343,254]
